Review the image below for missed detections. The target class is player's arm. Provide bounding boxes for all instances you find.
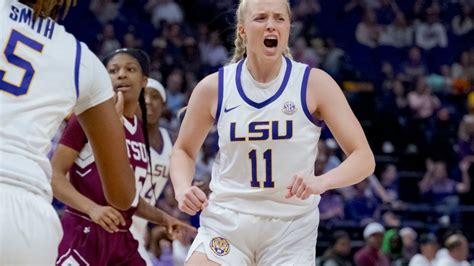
[76,99,136,210]
[74,48,135,210]
[287,69,375,199]
[170,73,217,215]
[135,197,197,239]
[51,145,125,233]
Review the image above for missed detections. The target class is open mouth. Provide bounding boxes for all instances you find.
[264,37,278,48]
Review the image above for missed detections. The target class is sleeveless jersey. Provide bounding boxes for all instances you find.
[211,57,322,218]
[132,127,173,241]
[60,115,146,229]
[0,0,113,200]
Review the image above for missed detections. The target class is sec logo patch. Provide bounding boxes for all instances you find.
[209,237,230,256]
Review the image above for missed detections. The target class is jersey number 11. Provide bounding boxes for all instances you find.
[249,149,274,188]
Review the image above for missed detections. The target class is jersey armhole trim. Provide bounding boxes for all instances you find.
[214,67,224,124]
[301,66,323,127]
[74,40,82,99]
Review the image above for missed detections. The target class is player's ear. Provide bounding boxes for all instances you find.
[238,24,246,40]
[141,76,148,89]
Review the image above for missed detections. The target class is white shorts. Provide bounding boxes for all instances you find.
[0,183,63,265]
[186,203,319,266]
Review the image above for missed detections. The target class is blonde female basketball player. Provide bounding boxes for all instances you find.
[170,0,375,265]
[1,1,135,264]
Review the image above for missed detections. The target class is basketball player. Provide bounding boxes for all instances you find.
[131,78,174,243]
[52,49,194,265]
[0,0,135,264]
[170,0,375,264]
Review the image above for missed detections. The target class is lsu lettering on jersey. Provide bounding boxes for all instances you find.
[132,127,173,242]
[0,0,113,200]
[211,56,322,218]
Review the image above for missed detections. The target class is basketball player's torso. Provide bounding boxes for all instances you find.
[131,127,172,241]
[69,116,147,228]
[211,57,322,217]
[1,0,82,197]
[140,127,172,203]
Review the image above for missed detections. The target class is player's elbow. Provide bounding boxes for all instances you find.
[364,149,376,177]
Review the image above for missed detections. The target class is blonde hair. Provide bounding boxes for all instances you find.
[230,0,293,63]
[21,0,76,20]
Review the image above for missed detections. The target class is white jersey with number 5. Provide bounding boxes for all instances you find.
[0,0,113,201]
[211,56,322,218]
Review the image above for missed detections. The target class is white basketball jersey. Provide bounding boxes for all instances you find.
[211,57,321,218]
[132,127,173,241]
[0,0,113,200]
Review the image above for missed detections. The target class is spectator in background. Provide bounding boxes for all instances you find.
[451,3,473,37]
[200,31,228,72]
[458,92,474,161]
[409,234,439,266]
[345,179,380,225]
[322,38,345,79]
[123,32,141,49]
[382,229,405,266]
[379,164,400,201]
[292,37,320,68]
[165,69,186,117]
[434,234,470,266]
[378,13,413,48]
[354,223,390,266]
[181,37,202,76]
[415,5,448,50]
[318,231,353,266]
[147,0,184,27]
[452,51,474,86]
[356,10,380,48]
[408,77,440,117]
[402,47,427,82]
[418,158,471,223]
[96,24,121,58]
[400,227,418,262]
[89,0,121,25]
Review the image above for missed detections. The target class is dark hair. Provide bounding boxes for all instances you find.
[102,48,155,201]
[20,0,76,20]
[419,233,437,246]
[331,230,350,246]
[103,48,150,76]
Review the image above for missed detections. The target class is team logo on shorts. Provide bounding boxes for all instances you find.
[210,236,230,256]
[282,101,297,115]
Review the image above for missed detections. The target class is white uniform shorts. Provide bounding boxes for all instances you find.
[0,183,63,265]
[186,203,319,266]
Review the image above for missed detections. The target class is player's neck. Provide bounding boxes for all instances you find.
[123,102,139,118]
[245,55,282,83]
[148,126,163,150]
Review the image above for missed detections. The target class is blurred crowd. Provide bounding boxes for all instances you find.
[52,0,474,264]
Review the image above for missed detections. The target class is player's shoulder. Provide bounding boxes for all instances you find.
[193,72,219,97]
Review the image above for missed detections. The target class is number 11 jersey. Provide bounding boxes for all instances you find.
[211,57,322,218]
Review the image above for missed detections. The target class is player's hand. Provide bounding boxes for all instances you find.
[113,91,124,123]
[163,216,197,240]
[88,205,126,233]
[285,174,329,200]
[175,186,208,216]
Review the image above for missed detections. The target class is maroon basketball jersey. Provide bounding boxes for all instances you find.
[59,115,148,229]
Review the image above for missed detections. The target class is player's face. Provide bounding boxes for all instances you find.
[106,53,147,105]
[240,0,290,60]
[144,87,165,125]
